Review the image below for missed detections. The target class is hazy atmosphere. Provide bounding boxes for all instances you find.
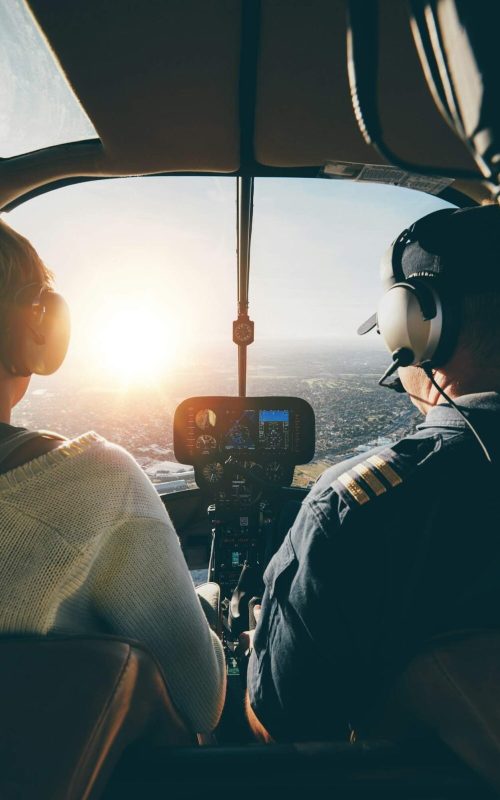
[6,177,452,389]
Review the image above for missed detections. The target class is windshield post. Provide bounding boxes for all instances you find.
[234,176,255,397]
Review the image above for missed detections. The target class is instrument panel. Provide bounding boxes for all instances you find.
[174,396,315,498]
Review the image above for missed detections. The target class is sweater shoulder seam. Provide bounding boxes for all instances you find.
[0,499,82,551]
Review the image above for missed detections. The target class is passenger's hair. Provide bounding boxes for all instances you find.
[457,292,500,365]
[0,219,53,301]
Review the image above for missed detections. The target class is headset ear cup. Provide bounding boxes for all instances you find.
[429,288,460,367]
[0,291,70,376]
[377,281,444,366]
[21,292,70,376]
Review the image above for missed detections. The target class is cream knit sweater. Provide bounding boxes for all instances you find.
[0,431,226,733]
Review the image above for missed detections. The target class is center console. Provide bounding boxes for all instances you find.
[174,396,315,639]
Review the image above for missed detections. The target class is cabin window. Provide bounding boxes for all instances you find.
[0,0,96,157]
[6,177,454,493]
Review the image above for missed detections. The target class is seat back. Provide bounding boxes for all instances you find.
[0,636,194,800]
[372,631,500,792]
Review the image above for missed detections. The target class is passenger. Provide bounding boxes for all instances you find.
[0,219,225,734]
[246,205,500,742]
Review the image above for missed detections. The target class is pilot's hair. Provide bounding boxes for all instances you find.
[458,292,500,364]
[0,218,53,299]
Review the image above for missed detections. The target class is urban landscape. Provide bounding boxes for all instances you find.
[12,341,419,491]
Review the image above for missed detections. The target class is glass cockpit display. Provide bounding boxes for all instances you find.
[174,396,315,497]
[223,410,257,451]
[258,409,289,450]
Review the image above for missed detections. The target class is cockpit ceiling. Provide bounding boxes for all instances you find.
[0,0,487,208]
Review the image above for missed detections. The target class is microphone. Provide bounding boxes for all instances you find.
[378,347,414,388]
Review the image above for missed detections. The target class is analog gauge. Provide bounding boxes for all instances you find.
[201,462,224,484]
[195,408,216,431]
[196,434,217,454]
[265,461,285,483]
[233,318,254,345]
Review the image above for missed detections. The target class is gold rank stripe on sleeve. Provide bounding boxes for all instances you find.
[332,452,405,507]
[352,462,386,497]
[336,472,370,506]
[367,454,403,487]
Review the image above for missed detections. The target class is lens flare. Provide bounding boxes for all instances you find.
[92,301,182,387]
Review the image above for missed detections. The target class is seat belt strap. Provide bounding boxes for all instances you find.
[0,430,66,471]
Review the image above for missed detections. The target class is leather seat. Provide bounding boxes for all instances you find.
[0,635,194,800]
[371,630,500,792]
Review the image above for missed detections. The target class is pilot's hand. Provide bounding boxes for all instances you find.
[238,605,261,655]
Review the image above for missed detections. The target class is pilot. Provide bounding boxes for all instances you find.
[0,219,225,734]
[245,205,500,742]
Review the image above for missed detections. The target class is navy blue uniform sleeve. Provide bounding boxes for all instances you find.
[247,445,419,742]
[247,495,363,742]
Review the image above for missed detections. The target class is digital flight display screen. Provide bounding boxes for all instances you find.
[223,410,258,450]
[222,409,291,452]
[258,410,290,450]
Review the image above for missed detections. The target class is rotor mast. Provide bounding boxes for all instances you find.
[234,177,255,397]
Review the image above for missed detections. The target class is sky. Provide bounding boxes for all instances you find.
[4,178,452,380]
[0,0,453,388]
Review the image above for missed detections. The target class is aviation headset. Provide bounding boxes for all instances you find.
[0,283,70,377]
[375,209,460,371]
[366,207,493,463]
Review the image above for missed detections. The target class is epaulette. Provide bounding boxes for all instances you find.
[331,448,409,509]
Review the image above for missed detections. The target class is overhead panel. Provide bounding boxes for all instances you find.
[27,0,242,173]
[254,0,476,173]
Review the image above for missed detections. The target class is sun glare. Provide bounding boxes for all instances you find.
[92,302,183,387]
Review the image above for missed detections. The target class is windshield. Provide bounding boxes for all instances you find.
[5,177,453,489]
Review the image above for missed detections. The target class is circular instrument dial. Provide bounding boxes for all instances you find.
[233,318,254,345]
[196,434,217,454]
[201,461,224,484]
[235,322,253,343]
[195,408,216,430]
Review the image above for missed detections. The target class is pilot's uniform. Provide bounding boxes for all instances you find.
[247,392,500,742]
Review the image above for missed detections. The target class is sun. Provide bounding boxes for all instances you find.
[92,301,183,386]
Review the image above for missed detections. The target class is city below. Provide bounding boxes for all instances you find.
[12,342,419,491]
